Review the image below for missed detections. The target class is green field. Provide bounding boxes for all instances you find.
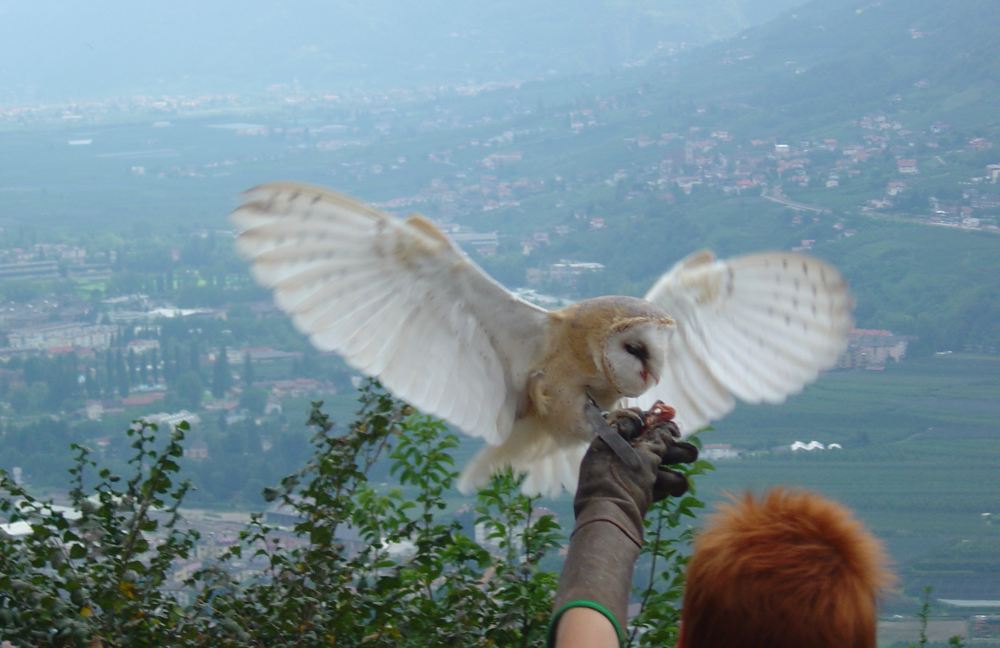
[711,353,1000,444]
[678,354,1000,610]
[443,354,1000,613]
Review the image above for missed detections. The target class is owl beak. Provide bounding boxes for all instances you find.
[642,367,660,386]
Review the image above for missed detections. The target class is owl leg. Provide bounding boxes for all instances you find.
[522,370,551,418]
[583,400,642,472]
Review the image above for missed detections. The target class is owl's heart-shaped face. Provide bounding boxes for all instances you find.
[601,320,674,397]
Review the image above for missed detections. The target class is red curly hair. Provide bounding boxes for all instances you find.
[679,489,893,648]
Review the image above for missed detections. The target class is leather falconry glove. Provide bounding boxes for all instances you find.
[550,401,699,646]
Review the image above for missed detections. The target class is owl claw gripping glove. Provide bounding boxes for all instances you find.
[550,401,699,646]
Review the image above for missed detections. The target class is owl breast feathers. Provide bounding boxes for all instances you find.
[231,183,853,497]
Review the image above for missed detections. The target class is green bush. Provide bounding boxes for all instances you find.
[0,383,709,647]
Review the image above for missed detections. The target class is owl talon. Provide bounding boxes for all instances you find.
[605,408,645,441]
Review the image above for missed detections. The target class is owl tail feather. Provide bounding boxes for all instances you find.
[457,436,588,499]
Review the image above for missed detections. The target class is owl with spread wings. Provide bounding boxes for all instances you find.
[231,183,852,497]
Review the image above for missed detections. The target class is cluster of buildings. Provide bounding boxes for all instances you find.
[328,98,998,275]
[837,328,912,371]
[525,260,606,288]
[0,292,223,360]
[0,297,87,340]
[701,439,846,460]
[7,322,117,354]
[0,241,113,284]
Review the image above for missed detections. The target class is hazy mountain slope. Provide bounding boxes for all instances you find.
[0,0,806,101]
[639,0,1000,136]
[0,0,995,354]
[464,0,1000,352]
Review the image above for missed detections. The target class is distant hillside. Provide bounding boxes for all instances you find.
[433,0,1000,354]
[0,0,805,102]
[1,0,997,354]
[639,0,1000,136]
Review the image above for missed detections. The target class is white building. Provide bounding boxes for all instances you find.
[8,322,116,352]
[703,444,740,460]
[145,410,201,428]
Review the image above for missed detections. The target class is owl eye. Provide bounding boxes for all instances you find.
[624,342,649,361]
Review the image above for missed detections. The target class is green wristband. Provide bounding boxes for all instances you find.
[548,599,625,647]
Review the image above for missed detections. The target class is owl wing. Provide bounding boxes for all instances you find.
[635,250,852,435]
[230,182,550,444]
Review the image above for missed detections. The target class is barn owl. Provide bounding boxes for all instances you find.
[231,183,852,497]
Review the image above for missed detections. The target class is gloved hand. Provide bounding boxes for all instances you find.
[576,405,698,544]
[550,401,699,646]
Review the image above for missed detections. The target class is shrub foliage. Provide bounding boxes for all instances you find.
[0,383,708,647]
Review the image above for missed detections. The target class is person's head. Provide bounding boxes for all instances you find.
[678,488,893,648]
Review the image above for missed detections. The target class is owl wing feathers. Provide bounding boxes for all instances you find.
[637,250,852,434]
[230,182,550,444]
